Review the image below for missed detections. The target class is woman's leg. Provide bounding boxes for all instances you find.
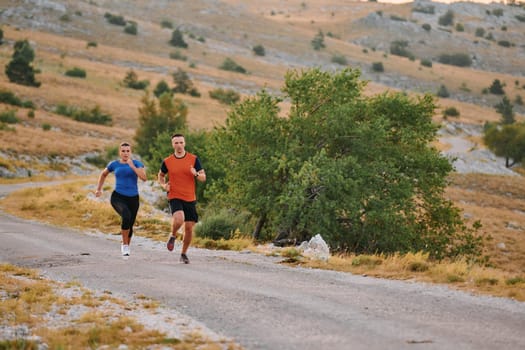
[110,192,133,246]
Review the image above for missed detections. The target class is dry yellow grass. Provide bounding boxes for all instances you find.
[0,263,240,349]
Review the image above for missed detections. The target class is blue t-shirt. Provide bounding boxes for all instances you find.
[107,160,144,197]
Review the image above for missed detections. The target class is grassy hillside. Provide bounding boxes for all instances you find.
[0,0,524,280]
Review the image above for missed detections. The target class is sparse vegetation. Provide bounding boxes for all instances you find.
[122,70,149,90]
[420,59,432,67]
[65,67,87,78]
[311,30,325,50]
[54,104,112,125]
[438,53,472,67]
[252,44,266,56]
[438,10,454,26]
[372,61,384,72]
[443,106,460,117]
[104,12,126,26]
[209,88,241,105]
[390,40,414,60]
[331,54,347,65]
[0,89,34,108]
[437,84,450,98]
[219,58,247,74]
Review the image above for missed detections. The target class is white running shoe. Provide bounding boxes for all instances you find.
[122,244,130,257]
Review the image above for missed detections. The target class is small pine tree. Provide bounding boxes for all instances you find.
[154,80,171,98]
[495,96,515,125]
[5,40,41,87]
[0,28,3,45]
[252,44,265,56]
[311,30,325,50]
[169,29,188,48]
[489,79,505,95]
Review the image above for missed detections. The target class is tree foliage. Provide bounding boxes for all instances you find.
[495,95,515,124]
[169,29,188,48]
[207,68,481,260]
[5,40,41,87]
[484,123,525,168]
[134,92,187,160]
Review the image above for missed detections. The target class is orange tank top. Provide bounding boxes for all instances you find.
[163,153,197,201]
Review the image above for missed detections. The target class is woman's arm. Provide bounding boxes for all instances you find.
[95,168,110,197]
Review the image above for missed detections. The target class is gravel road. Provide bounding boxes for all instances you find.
[1,184,524,350]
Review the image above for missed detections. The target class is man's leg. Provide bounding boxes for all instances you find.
[167,211,184,251]
[182,221,195,255]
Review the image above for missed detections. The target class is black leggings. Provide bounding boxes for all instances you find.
[110,191,140,238]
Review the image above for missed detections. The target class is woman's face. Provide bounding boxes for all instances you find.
[119,145,131,161]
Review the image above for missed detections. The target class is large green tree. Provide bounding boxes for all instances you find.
[5,39,41,87]
[207,68,481,259]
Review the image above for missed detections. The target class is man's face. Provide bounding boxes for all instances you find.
[172,136,185,153]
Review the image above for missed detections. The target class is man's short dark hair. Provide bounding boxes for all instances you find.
[171,133,184,139]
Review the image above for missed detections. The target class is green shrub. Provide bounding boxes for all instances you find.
[124,23,138,35]
[331,54,347,65]
[42,123,51,131]
[491,8,504,17]
[220,58,247,74]
[505,277,525,285]
[27,109,35,118]
[160,19,173,29]
[455,23,464,32]
[420,59,432,67]
[390,40,415,59]
[422,23,431,31]
[438,10,454,26]
[209,88,240,105]
[123,70,149,90]
[0,110,19,124]
[412,5,434,14]
[86,41,97,48]
[104,12,126,26]
[497,40,512,48]
[438,53,472,67]
[0,90,23,106]
[516,14,525,22]
[475,27,485,37]
[252,44,265,56]
[372,62,384,72]
[65,67,86,78]
[169,50,187,61]
[390,15,406,22]
[443,106,460,117]
[515,95,523,106]
[437,84,450,98]
[194,210,240,240]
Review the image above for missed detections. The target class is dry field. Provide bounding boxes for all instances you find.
[0,0,523,295]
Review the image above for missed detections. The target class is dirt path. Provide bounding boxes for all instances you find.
[1,184,524,350]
